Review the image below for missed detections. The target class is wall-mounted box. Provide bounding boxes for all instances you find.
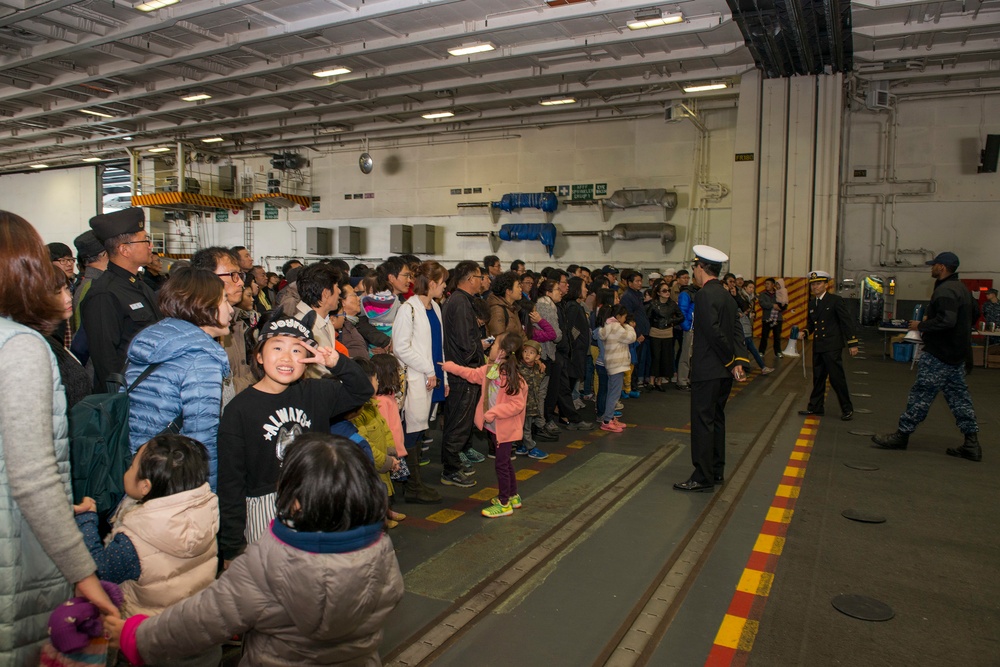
[390,224,412,254]
[339,226,362,255]
[412,224,436,254]
[217,165,237,194]
[306,226,332,255]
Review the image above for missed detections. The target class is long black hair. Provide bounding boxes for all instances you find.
[597,303,628,326]
[276,433,387,532]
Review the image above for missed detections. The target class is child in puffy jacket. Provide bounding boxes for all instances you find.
[596,305,636,432]
[442,332,528,519]
[75,433,221,665]
[108,433,404,666]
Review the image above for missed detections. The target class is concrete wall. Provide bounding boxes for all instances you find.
[841,94,1000,302]
[198,110,740,274]
[0,168,99,247]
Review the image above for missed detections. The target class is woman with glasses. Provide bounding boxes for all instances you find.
[124,267,233,491]
[646,279,684,391]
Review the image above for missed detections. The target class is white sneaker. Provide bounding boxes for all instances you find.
[573,398,585,410]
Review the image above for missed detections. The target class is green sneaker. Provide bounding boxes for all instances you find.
[481,502,513,518]
[491,494,522,509]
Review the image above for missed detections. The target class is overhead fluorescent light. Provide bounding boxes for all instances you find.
[682,82,729,93]
[30,164,49,169]
[122,136,133,141]
[540,97,577,106]
[447,43,495,57]
[181,93,211,102]
[318,125,350,134]
[421,111,455,119]
[82,157,103,162]
[312,67,351,77]
[80,109,114,118]
[134,0,179,11]
[147,147,171,153]
[200,137,225,143]
[627,11,684,30]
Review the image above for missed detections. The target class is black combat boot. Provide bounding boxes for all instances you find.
[871,431,909,450]
[946,433,982,462]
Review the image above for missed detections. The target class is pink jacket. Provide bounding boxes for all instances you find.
[531,317,557,344]
[441,361,527,443]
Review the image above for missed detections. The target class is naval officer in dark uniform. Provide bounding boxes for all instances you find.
[674,245,749,492]
[797,270,858,421]
[80,208,161,390]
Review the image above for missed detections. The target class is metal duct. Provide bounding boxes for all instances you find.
[726,0,853,78]
[603,189,678,210]
[607,223,676,244]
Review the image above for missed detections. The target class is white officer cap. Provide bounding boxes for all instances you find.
[692,244,729,264]
[808,270,832,283]
[664,267,677,276]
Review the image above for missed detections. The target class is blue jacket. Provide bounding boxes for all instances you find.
[620,288,651,337]
[678,288,696,332]
[125,318,231,490]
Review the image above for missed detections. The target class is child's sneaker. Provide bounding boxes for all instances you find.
[463,447,486,464]
[628,390,641,399]
[613,417,628,428]
[459,450,471,466]
[527,447,548,460]
[544,421,561,436]
[620,391,630,400]
[492,494,522,509]
[482,502,513,518]
[600,420,624,433]
[515,444,529,456]
[441,471,476,488]
[614,410,623,417]
[615,400,624,410]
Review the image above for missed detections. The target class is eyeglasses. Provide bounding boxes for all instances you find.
[215,271,243,283]
[122,238,152,246]
[54,257,75,264]
[398,272,413,279]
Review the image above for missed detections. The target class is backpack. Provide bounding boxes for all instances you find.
[69,364,174,515]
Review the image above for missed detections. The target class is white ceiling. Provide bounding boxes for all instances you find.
[0,0,998,172]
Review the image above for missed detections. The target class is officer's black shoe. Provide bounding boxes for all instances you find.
[872,431,909,450]
[841,411,854,421]
[673,479,714,492]
[798,409,824,416]
[946,433,982,462]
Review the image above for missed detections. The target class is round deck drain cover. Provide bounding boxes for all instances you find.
[844,462,879,471]
[849,430,875,437]
[842,509,886,523]
[855,408,873,414]
[852,393,872,397]
[832,594,894,621]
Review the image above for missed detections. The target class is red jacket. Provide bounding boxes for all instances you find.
[441,360,527,443]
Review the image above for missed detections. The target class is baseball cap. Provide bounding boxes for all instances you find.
[258,316,317,348]
[926,252,959,270]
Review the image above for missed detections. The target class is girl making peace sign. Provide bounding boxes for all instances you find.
[217,317,374,566]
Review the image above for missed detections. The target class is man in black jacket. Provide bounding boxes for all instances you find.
[674,246,749,492]
[873,252,981,461]
[81,208,161,390]
[440,261,486,488]
[798,271,859,421]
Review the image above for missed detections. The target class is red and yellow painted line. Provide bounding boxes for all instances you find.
[704,415,818,667]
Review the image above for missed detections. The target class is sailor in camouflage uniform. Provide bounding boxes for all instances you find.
[873,252,981,461]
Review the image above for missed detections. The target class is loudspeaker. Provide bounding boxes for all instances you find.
[978,134,1000,173]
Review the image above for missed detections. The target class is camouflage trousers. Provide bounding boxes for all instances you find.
[898,352,978,435]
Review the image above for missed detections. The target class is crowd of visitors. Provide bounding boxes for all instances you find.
[3,205,866,663]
